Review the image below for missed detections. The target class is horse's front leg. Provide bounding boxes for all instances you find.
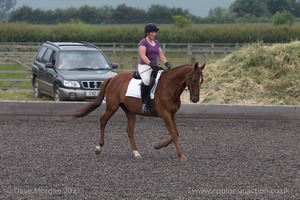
[154,114,178,149]
[95,114,109,154]
[162,114,186,161]
[95,103,118,155]
[120,104,141,159]
[95,115,106,155]
[126,113,141,158]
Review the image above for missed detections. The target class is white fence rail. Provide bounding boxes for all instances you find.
[0,42,243,55]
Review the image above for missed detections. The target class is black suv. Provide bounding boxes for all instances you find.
[31,41,118,101]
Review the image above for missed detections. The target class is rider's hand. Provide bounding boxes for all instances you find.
[149,62,160,71]
[165,62,171,70]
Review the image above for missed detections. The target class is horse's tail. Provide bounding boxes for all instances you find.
[73,78,112,118]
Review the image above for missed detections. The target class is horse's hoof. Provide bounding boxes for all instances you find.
[154,143,161,150]
[180,155,187,161]
[95,145,102,155]
[133,150,142,159]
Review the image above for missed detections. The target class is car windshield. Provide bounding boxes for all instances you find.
[57,51,111,70]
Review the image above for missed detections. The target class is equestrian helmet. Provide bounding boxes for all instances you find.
[144,23,159,33]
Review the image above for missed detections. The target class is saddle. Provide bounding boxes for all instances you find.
[132,66,163,80]
[132,68,163,113]
[133,71,141,79]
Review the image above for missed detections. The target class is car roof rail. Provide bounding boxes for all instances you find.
[81,41,100,50]
[45,41,59,48]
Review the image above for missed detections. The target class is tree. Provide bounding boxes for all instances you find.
[96,6,113,24]
[209,7,230,18]
[0,0,16,20]
[230,0,299,18]
[230,0,269,17]
[272,11,295,25]
[207,7,235,23]
[111,4,147,24]
[78,6,98,24]
[266,0,298,15]
[8,3,197,24]
[8,5,32,22]
[147,5,172,23]
[172,15,193,28]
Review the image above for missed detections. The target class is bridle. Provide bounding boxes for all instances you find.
[185,69,200,98]
[161,66,201,97]
[186,70,194,90]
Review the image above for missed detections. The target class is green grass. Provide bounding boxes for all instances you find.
[0,89,52,101]
[0,64,30,70]
[0,64,32,88]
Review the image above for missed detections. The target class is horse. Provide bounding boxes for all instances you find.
[74,62,206,161]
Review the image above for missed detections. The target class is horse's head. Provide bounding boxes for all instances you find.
[186,62,206,103]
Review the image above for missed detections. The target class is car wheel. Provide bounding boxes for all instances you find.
[33,78,43,98]
[53,85,61,102]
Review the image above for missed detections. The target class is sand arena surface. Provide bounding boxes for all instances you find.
[1,117,299,199]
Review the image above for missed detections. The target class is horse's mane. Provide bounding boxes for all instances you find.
[167,64,192,71]
[162,64,192,76]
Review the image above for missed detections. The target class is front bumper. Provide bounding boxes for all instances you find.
[59,87,99,101]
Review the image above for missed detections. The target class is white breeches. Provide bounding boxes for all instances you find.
[138,64,153,86]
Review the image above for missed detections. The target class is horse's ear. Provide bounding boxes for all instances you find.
[200,62,206,70]
[194,62,199,70]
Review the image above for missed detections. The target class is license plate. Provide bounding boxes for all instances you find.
[86,91,99,97]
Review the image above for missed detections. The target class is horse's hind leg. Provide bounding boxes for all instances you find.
[120,104,141,158]
[95,102,119,155]
[154,138,172,149]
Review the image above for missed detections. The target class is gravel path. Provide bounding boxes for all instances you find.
[0,117,299,199]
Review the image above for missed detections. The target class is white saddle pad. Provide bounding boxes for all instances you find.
[125,70,163,99]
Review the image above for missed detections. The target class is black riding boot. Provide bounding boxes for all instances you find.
[140,83,150,113]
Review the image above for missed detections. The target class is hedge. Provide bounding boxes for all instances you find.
[0,23,299,43]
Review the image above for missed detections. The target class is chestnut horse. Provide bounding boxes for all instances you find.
[74,62,205,161]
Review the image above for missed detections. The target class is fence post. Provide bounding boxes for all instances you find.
[132,56,138,69]
[188,44,192,56]
[113,43,116,55]
[190,56,196,64]
[121,44,124,55]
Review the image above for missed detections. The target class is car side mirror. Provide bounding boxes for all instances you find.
[111,63,118,69]
[45,62,54,68]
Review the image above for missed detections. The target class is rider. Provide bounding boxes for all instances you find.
[138,23,171,113]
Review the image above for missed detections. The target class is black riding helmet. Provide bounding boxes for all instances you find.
[144,23,159,33]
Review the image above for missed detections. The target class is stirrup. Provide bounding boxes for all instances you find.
[142,103,150,113]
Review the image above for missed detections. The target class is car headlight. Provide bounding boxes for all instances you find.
[63,80,80,88]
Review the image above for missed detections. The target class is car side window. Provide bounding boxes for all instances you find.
[41,49,54,64]
[36,46,47,62]
[51,51,57,66]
